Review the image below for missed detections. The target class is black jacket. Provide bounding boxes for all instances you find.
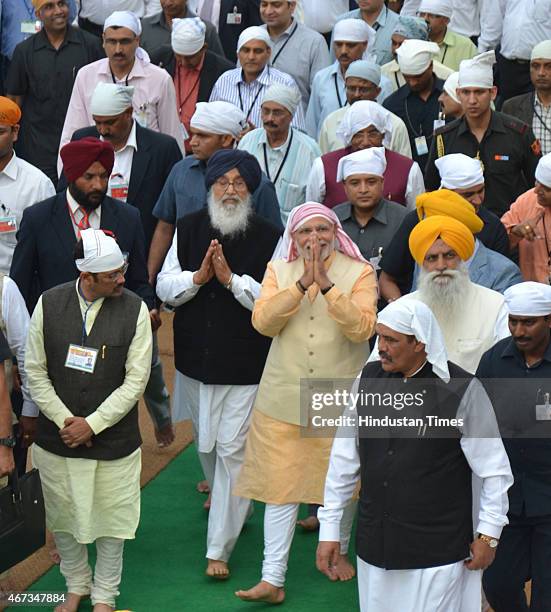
[217,0,262,62]
[502,92,534,128]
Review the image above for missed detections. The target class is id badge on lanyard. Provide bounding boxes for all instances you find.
[65,344,99,374]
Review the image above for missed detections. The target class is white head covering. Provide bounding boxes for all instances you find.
[337,147,387,182]
[103,11,151,64]
[345,60,381,86]
[418,0,453,18]
[171,17,206,56]
[334,18,376,49]
[458,51,495,88]
[442,71,460,104]
[536,153,551,188]
[336,100,394,148]
[396,39,439,76]
[504,282,551,317]
[237,26,271,52]
[262,83,302,116]
[374,298,450,382]
[435,153,484,190]
[76,229,125,274]
[531,40,551,61]
[190,101,247,139]
[90,83,134,117]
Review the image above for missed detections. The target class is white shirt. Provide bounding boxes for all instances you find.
[479,0,551,60]
[66,189,101,236]
[449,0,486,38]
[77,0,161,24]
[193,0,222,30]
[106,121,137,203]
[399,0,422,16]
[0,153,55,275]
[297,0,349,34]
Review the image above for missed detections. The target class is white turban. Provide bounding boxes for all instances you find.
[76,229,125,274]
[531,40,551,61]
[418,0,453,18]
[345,60,381,86]
[190,101,247,139]
[504,282,551,317]
[458,51,495,89]
[90,83,134,117]
[442,71,460,104]
[435,154,484,190]
[171,17,206,56]
[237,26,271,53]
[262,83,302,116]
[334,18,376,49]
[374,298,450,382]
[336,100,394,148]
[103,10,141,35]
[535,153,551,188]
[396,39,439,76]
[337,146,387,182]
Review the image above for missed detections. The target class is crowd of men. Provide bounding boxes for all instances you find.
[0,0,551,611]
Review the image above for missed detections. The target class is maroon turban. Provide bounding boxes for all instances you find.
[60,137,115,182]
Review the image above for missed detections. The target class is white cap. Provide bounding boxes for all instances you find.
[336,100,393,148]
[442,71,460,104]
[171,18,206,56]
[458,51,495,89]
[190,101,247,139]
[103,10,141,35]
[337,147,387,182]
[262,84,302,116]
[531,40,551,61]
[237,26,271,52]
[504,282,551,317]
[76,229,125,274]
[435,154,484,190]
[418,0,453,18]
[535,153,551,188]
[334,18,376,49]
[396,39,439,76]
[90,83,134,117]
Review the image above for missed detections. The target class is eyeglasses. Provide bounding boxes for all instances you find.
[102,262,129,281]
[345,85,377,96]
[214,177,248,191]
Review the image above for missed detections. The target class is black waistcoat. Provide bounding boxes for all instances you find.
[35,282,143,460]
[174,208,281,385]
[356,361,474,569]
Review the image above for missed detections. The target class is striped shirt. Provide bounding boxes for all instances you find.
[209,65,306,131]
[533,97,551,156]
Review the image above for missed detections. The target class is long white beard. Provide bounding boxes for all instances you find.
[207,191,252,238]
[417,263,471,321]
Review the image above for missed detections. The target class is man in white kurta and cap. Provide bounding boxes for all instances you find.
[26,229,152,612]
[317,298,513,612]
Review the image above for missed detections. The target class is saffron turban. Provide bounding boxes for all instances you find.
[504,282,551,317]
[60,137,115,183]
[409,215,475,264]
[76,229,125,274]
[205,149,262,193]
[416,189,483,234]
[32,0,52,12]
[0,97,21,126]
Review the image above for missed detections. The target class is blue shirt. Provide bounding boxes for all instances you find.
[1,0,77,59]
[152,156,284,231]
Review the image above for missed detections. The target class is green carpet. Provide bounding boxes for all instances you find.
[14,445,359,612]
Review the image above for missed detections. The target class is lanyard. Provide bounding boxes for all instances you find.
[441,43,449,65]
[372,6,386,31]
[404,97,423,137]
[533,98,551,135]
[77,282,100,345]
[333,73,344,108]
[110,67,130,86]
[262,129,294,184]
[23,0,35,20]
[177,66,201,115]
[238,80,265,122]
[271,22,299,66]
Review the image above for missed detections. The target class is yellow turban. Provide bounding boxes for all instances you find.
[32,0,51,12]
[0,97,21,126]
[416,189,483,234]
[409,215,475,265]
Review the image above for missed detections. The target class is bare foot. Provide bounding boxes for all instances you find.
[92,604,114,612]
[332,554,356,581]
[155,423,175,448]
[297,515,320,531]
[206,559,230,580]
[55,592,86,612]
[196,480,210,494]
[203,493,211,510]
[49,547,61,564]
[235,581,285,604]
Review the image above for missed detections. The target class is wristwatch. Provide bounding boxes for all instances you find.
[0,436,16,448]
[478,533,499,548]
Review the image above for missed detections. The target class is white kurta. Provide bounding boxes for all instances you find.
[318,375,514,612]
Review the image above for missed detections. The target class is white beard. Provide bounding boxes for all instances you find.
[207,191,252,238]
[417,263,471,322]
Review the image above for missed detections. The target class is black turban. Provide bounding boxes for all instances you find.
[205,149,262,194]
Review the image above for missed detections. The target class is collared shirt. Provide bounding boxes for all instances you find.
[479,0,551,61]
[66,188,101,236]
[261,20,330,108]
[333,6,401,67]
[238,127,321,224]
[6,26,103,184]
[0,0,77,59]
[381,58,453,94]
[533,95,551,156]
[305,60,393,138]
[152,156,284,230]
[174,54,204,150]
[59,56,184,174]
[79,0,160,25]
[209,65,306,131]
[106,121,138,203]
[435,28,478,72]
[0,153,54,274]
[449,0,486,38]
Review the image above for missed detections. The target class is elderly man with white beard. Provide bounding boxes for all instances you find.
[156,149,281,580]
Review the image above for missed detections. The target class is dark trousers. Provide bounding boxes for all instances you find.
[496,50,534,108]
[11,390,27,476]
[78,17,103,37]
[483,511,551,611]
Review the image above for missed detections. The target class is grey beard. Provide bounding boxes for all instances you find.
[207,191,252,238]
[417,263,471,319]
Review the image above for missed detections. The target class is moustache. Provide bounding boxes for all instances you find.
[379,351,392,362]
[113,54,126,59]
[514,336,531,343]
[264,122,278,129]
